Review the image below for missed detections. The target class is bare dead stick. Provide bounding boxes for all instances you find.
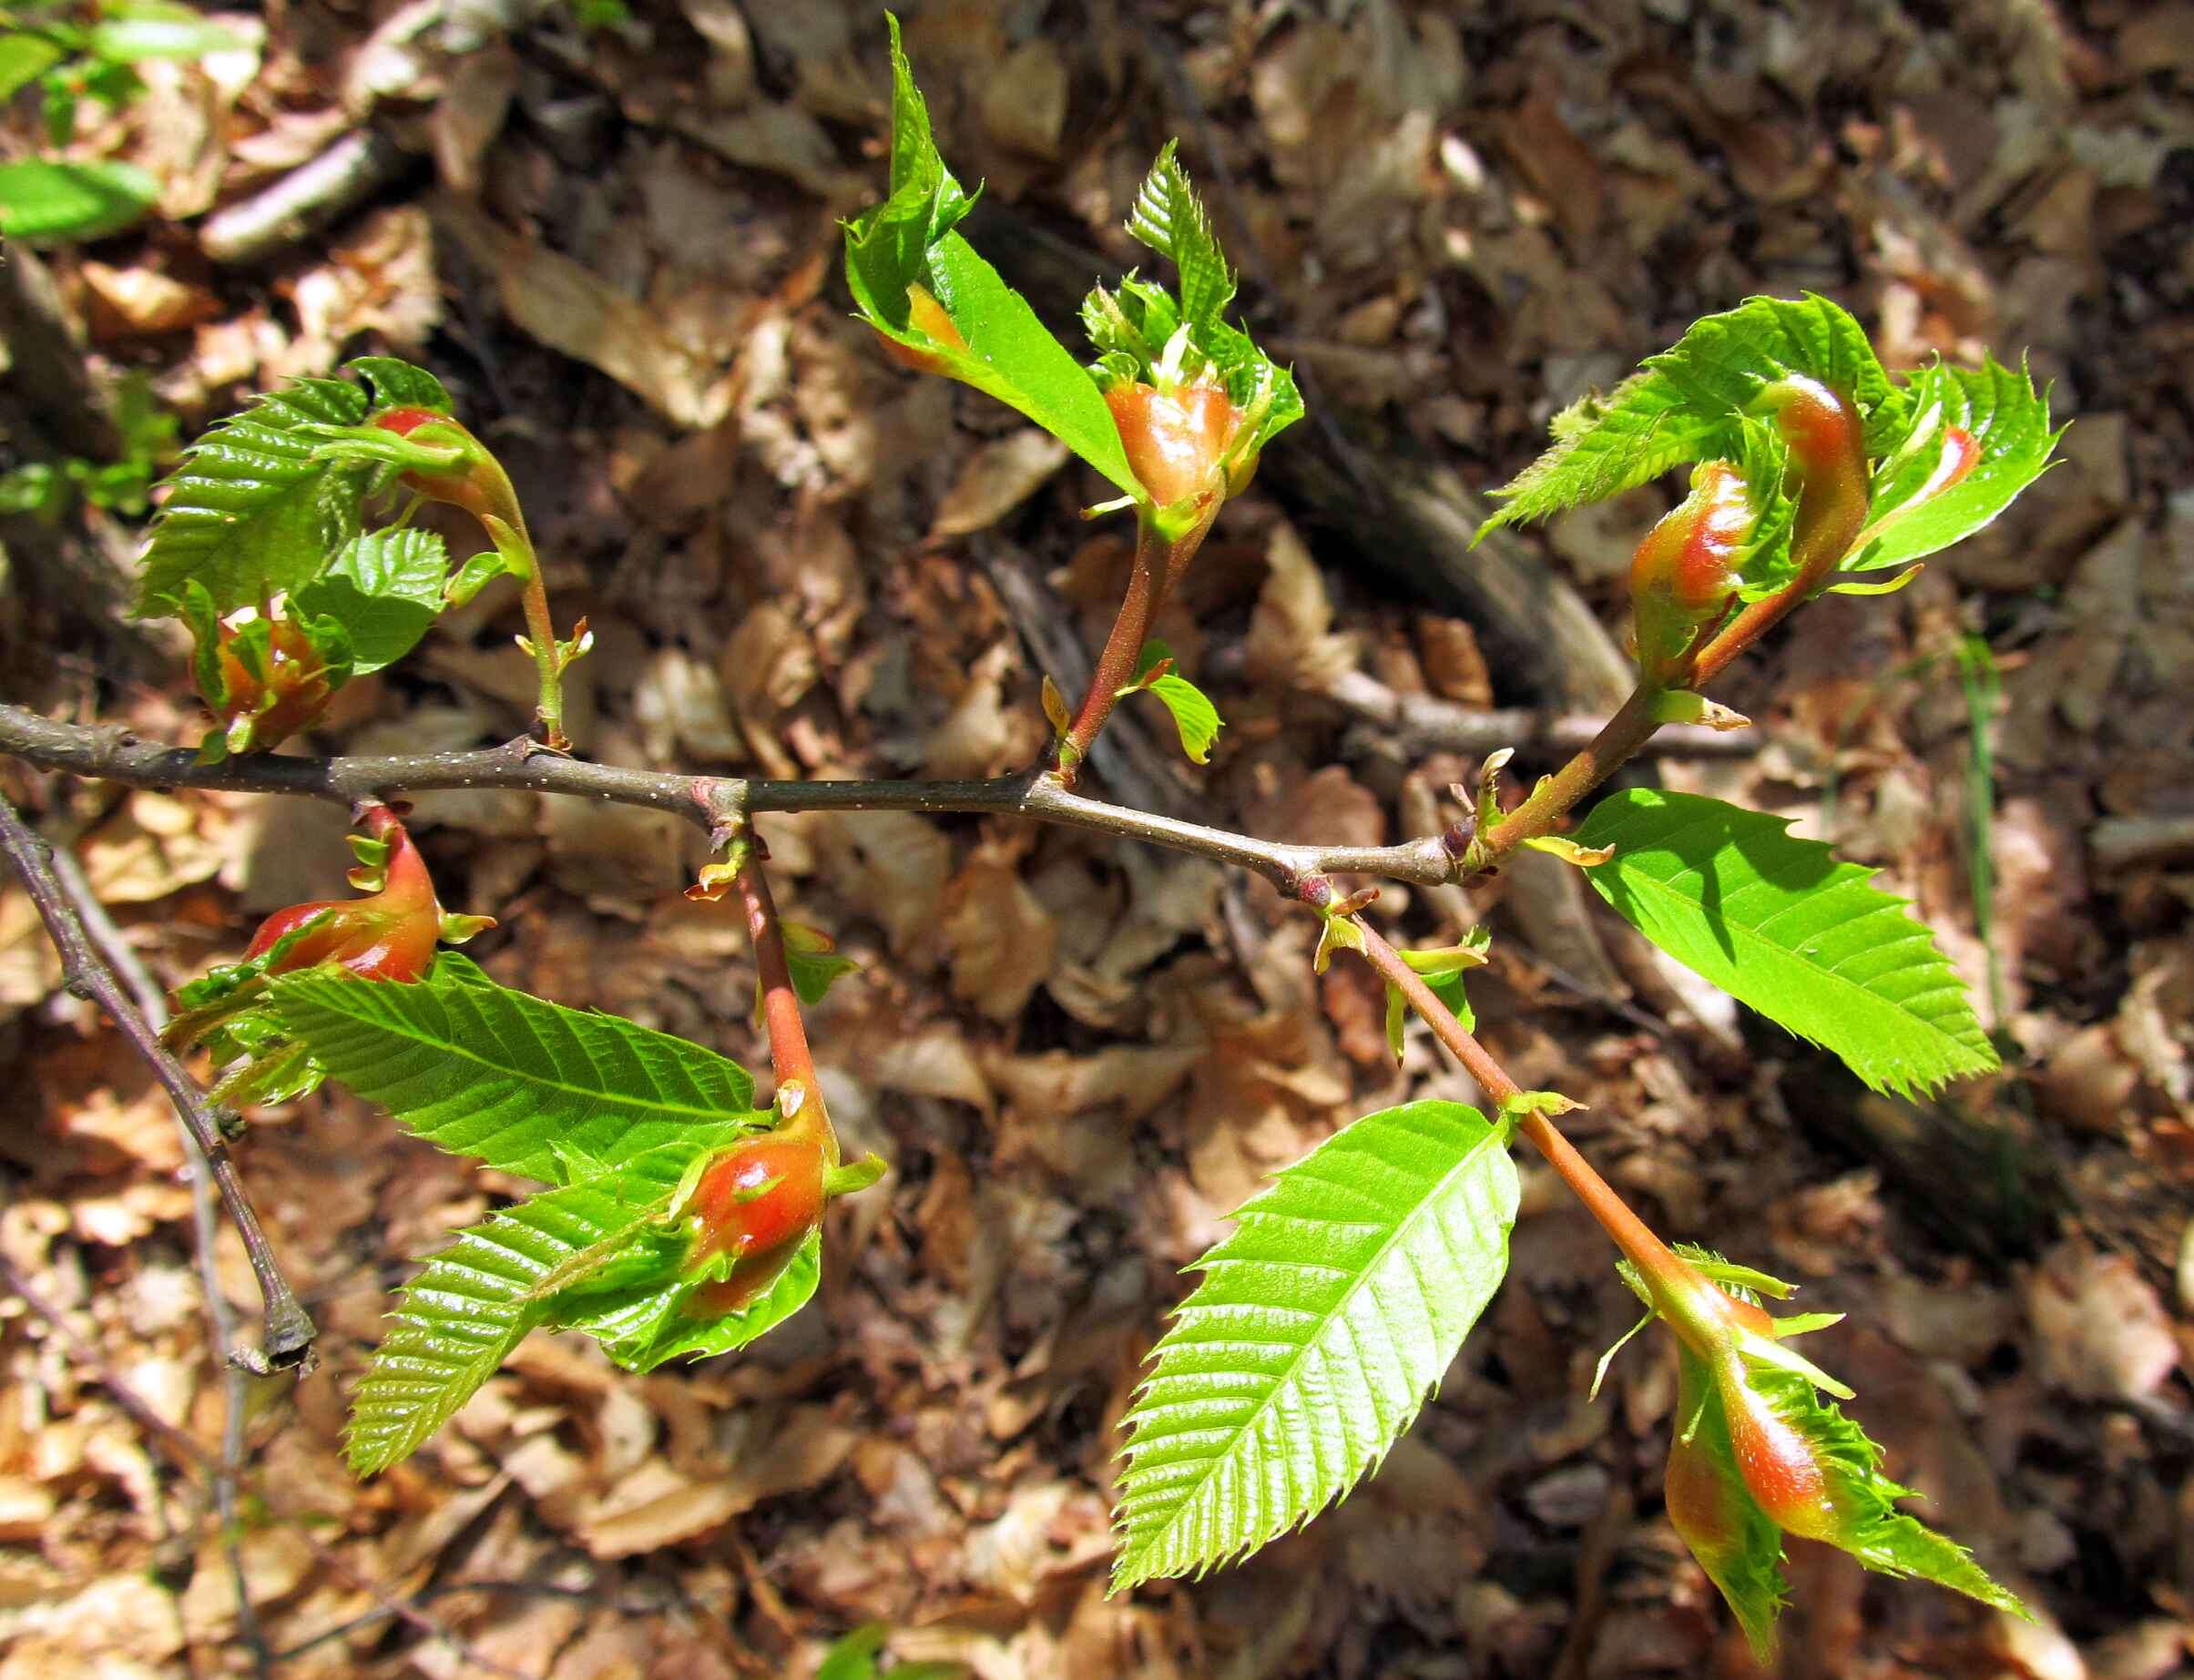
[0,794,316,1373]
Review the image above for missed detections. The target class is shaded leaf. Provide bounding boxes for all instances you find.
[0,158,158,242]
[291,528,451,676]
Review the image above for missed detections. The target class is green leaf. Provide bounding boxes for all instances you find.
[780,923,857,1008]
[290,528,450,676]
[1573,789,1995,1097]
[0,158,158,242]
[1750,1362,2028,1617]
[87,4,250,62]
[346,1141,707,1476]
[1141,673,1221,764]
[0,34,68,100]
[562,1226,821,1371]
[268,967,769,1183]
[135,375,375,616]
[1382,934,1487,1064]
[1124,140,1234,336]
[816,1624,964,1680]
[1846,356,2061,572]
[844,17,1140,501]
[1645,293,1904,456]
[344,355,453,416]
[1112,1099,1517,1590]
[1475,370,1724,538]
[1476,294,1904,540]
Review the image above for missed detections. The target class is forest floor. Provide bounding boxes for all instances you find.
[0,2,2189,1676]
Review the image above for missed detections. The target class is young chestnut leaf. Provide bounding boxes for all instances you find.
[1574,788,1995,1098]
[270,958,770,1183]
[1125,639,1224,764]
[843,15,1141,501]
[1112,1099,1516,1591]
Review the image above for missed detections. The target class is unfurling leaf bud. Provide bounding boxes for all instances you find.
[371,405,525,536]
[1628,461,1755,683]
[205,609,342,757]
[1754,373,1870,586]
[1616,1247,2030,1658]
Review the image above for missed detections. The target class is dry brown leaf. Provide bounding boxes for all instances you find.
[978,40,1070,159]
[435,197,735,427]
[940,855,1056,1021]
[2027,1244,2180,1402]
[929,428,1070,539]
[1244,521,1358,693]
[80,261,222,341]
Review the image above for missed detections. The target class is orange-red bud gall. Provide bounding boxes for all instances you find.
[1106,380,1240,508]
[1630,462,1754,682]
[241,806,446,983]
[685,1138,826,1315]
[1757,374,1870,585]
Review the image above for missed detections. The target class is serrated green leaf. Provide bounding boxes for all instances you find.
[843,17,1138,500]
[290,528,450,676]
[268,968,769,1183]
[1475,370,1725,537]
[345,355,453,416]
[1573,789,1995,1097]
[1140,672,1222,764]
[1646,293,1905,456]
[346,1142,709,1476]
[1746,1362,2026,1615]
[1477,295,1903,540]
[1112,1099,1517,1590]
[1125,140,1234,334]
[0,158,158,242]
[135,376,375,616]
[1846,356,2061,572]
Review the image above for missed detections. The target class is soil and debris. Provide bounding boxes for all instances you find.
[1,2,2189,1675]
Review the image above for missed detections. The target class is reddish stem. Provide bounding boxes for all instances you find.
[1472,566,1822,869]
[1052,504,1218,788]
[1352,917,1693,1289]
[732,855,837,1165]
